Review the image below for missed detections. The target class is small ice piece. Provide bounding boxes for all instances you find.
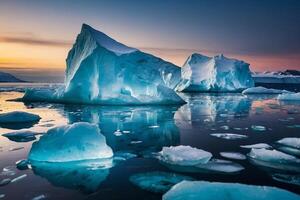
[32,194,47,200]
[277,138,300,149]
[159,145,212,166]
[0,111,40,124]
[1,166,16,176]
[129,171,194,193]
[0,194,5,199]
[113,130,122,136]
[16,159,29,170]
[163,181,300,200]
[251,125,266,131]
[210,133,248,140]
[0,178,11,186]
[242,86,290,94]
[149,125,160,128]
[28,122,113,162]
[287,125,300,129]
[196,159,244,174]
[220,125,230,130]
[11,174,27,183]
[240,143,272,149]
[2,130,38,142]
[130,140,142,144]
[220,152,246,160]
[278,93,300,101]
[272,174,300,186]
[114,151,137,160]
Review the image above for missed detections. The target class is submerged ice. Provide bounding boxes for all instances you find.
[176,53,254,92]
[28,122,113,162]
[23,24,184,105]
[163,181,300,200]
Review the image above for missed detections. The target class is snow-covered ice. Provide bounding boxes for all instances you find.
[0,111,40,124]
[163,181,300,200]
[220,152,246,160]
[158,145,212,166]
[28,122,113,162]
[129,171,194,193]
[277,138,300,149]
[176,53,254,92]
[23,24,184,105]
[242,86,290,94]
[210,133,248,140]
[278,93,300,101]
[251,125,266,131]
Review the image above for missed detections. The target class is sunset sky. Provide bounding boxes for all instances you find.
[0,0,299,82]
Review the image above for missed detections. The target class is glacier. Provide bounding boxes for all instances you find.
[22,24,184,105]
[163,181,300,200]
[28,122,113,162]
[176,53,254,92]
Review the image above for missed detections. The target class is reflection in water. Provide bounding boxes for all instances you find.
[64,105,181,155]
[175,93,252,126]
[30,159,113,193]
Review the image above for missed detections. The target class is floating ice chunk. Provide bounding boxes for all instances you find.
[1,166,15,176]
[31,159,112,193]
[251,125,266,131]
[220,152,246,160]
[272,174,300,186]
[196,159,244,174]
[176,53,254,92]
[240,143,272,149]
[2,130,38,142]
[28,122,113,162]
[114,151,137,160]
[0,111,40,129]
[220,125,230,130]
[16,159,29,170]
[287,125,300,129]
[129,171,194,193]
[0,111,40,123]
[248,148,300,172]
[242,87,290,94]
[0,178,11,186]
[0,194,4,199]
[278,93,300,101]
[277,138,300,149]
[158,145,212,166]
[210,133,248,140]
[32,195,47,200]
[11,174,27,183]
[163,181,300,200]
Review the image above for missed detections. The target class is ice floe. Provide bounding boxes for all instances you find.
[278,93,300,101]
[0,111,40,129]
[240,143,272,149]
[251,125,266,131]
[158,145,212,166]
[210,133,248,140]
[2,130,38,142]
[271,173,300,186]
[220,152,246,160]
[242,86,290,95]
[163,181,300,200]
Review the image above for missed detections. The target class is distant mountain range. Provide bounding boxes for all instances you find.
[254,70,300,76]
[0,71,26,82]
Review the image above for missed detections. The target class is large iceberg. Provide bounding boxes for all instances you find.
[28,122,113,162]
[176,53,254,92]
[23,24,184,105]
[163,181,300,200]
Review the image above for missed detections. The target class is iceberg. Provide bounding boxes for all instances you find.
[176,53,254,92]
[28,122,113,162]
[278,93,300,101]
[163,181,300,200]
[23,24,184,105]
[2,130,38,142]
[129,171,194,193]
[0,111,40,129]
[158,145,212,166]
[242,86,291,94]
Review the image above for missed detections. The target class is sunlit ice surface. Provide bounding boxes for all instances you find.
[0,83,300,199]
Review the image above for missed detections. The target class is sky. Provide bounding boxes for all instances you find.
[0,0,300,82]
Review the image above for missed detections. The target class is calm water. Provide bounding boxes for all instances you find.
[0,85,300,199]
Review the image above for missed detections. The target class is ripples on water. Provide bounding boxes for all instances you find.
[0,85,300,199]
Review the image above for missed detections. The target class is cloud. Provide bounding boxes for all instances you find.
[0,36,72,47]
